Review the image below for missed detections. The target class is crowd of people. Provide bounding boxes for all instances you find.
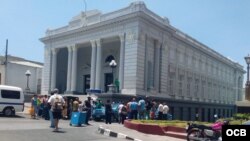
[117,97,170,122]
[29,89,170,131]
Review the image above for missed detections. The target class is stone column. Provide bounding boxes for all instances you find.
[51,48,58,90]
[154,41,161,93]
[119,34,125,91]
[66,46,72,92]
[70,45,77,92]
[95,39,102,90]
[42,47,52,94]
[90,40,96,90]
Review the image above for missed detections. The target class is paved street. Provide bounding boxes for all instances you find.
[0,113,124,141]
[0,112,185,141]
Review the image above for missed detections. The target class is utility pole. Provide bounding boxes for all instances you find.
[5,39,8,65]
[4,39,8,85]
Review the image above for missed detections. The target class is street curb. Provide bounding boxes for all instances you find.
[98,126,142,141]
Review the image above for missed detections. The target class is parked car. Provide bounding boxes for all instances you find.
[92,102,120,122]
[0,85,24,116]
[92,106,105,121]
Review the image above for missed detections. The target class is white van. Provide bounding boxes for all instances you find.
[0,85,24,116]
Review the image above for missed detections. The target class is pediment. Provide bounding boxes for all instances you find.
[69,10,102,27]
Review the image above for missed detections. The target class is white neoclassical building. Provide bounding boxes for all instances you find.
[41,2,245,121]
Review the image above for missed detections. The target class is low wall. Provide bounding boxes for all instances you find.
[124,120,186,139]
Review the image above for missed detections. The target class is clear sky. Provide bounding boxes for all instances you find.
[0,0,249,82]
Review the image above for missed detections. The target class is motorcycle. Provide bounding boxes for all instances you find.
[186,120,229,141]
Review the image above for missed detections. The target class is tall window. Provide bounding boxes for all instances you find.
[178,75,184,96]
[187,77,192,96]
[213,84,216,100]
[194,79,199,97]
[223,86,226,102]
[201,81,205,98]
[147,61,153,89]
[168,72,175,95]
[208,82,211,99]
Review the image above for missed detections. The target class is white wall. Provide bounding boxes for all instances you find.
[6,63,42,94]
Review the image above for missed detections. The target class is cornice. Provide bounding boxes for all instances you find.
[40,1,244,72]
[40,12,140,43]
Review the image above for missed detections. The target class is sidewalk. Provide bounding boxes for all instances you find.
[97,123,185,141]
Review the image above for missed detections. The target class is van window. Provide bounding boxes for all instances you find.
[1,90,20,99]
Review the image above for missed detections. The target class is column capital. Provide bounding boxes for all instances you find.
[119,33,125,42]
[51,48,58,54]
[90,40,96,47]
[72,45,77,51]
[96,39,102,47]
[67,46,72,52]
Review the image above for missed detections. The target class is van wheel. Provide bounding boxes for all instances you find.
[4,107,14,116]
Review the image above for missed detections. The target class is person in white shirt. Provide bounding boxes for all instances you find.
[158,103,164,120]
[48,88,65,132]
[162,103,169,120]
[118,102,124,124]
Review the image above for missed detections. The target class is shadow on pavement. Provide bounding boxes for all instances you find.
[52,130,67,133]
[0,114,25,118]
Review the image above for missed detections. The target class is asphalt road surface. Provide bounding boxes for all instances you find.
[0,113,125,141]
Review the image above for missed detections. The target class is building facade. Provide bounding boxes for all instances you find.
[41,2,245,121]
[0,55,43,94]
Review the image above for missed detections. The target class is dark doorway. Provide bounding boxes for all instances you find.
[83,74,90,94]
[208,108,211,122]
[105,73,113,92]
[180,107,183,120]
[202,108,205,121]
[188,107,191,121]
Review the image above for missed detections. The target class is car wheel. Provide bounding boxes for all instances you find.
[4,107,14,116]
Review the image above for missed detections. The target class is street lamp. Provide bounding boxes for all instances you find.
[108,60,117,93]
[25,70,31,91]
[109,60,117,84]
[244,54,250,100]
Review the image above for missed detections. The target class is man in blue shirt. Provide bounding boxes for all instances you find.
[129,98,138,120]
[138,97,145,120]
